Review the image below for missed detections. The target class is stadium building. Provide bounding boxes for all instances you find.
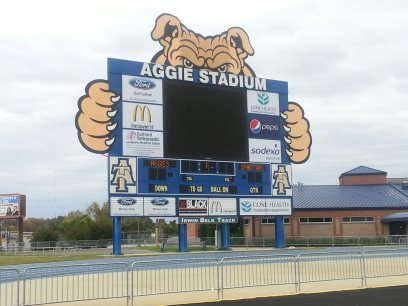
[243,166,408,239]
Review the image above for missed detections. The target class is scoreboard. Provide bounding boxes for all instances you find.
[137,158,274,195]
[107,58,293,222]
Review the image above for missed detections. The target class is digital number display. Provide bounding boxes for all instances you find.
[239,163,265,172]
[143,159,176,168]
[138,157,274,196]
[181,160,234,175]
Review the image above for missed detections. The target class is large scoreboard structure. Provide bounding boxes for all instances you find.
[107,58,293,252]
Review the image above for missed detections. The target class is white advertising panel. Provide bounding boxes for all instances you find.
[109,157,137,194]
[122,75,163,104]
[178,198,209,216]
[264,198,292,215]
[144,197,176,216]
[239,198,292,216]
[110,197,143,216]
[247,90,279,116]
[271,164,292,196]
[208,198,237,216]
[123,102,163,131]
[123,130,163,157]
[248,139,281,163]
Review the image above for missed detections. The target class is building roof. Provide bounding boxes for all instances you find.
[392,183,408,196]
[340,166,387,177]
[293,184,408,210]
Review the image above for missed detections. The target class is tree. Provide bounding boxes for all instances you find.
[122,217,155,234]
[22,218,48,233]
[31,226,59,242]
[163,220,178,237]
[199,224,217,238]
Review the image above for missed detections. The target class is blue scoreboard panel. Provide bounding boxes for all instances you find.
[138,158,270,196]
[107,58,293,221]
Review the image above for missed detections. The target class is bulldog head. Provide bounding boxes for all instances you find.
[151,14,255,76]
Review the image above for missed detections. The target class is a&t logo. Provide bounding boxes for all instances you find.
[272,165,292,195]
[110,158,136,193]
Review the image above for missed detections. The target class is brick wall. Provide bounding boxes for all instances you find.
[339,174,387,185]
[248,210,402,238]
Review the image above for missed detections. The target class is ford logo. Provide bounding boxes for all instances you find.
[118,198,137,206]
[128,78,156,90]
[151,198,169,206]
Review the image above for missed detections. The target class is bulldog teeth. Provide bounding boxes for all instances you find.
[286,149,293,157]
[284,125,291,132]
[284,137,291,144]
[281,112,288,119]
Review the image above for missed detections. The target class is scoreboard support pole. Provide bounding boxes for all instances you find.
[275,215,285,248]
[178,224,188,252]
[112,217,122,255]
[221,223,231,250]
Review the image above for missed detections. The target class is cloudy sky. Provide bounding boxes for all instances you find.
[1,0,407,218]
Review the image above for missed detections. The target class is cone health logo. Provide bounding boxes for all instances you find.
[250,119,261,133]
[257,93,269,105]
[241,201,252,212]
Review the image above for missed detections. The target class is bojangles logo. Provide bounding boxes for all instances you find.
[272,165,292,195]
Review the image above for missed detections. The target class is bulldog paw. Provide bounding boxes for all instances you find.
[281,102,312,164]
[75,80,119,153]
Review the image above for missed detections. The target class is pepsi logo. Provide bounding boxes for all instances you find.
[250,119,261,133]
[128,78,156,90]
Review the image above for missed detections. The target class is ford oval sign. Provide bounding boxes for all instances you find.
[118,198,137,206]
[128,78,156,90]
[151,198,169,206]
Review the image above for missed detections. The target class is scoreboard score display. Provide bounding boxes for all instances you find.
[108,59,293,223]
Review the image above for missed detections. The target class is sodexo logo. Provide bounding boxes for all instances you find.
[118,198,137,206]
[240,201,252,212]
[250,144,280,156]
[250,119,261,133]
[151,198,169,206]
[249,139,281,163]
[257,93,269,105]
[128,78,156,90]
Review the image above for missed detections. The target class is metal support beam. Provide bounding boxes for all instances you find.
[275,215,285,248]
[178,224,188,252]
[112,217,122,255]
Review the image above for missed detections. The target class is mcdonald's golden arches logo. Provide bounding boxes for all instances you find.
[133,105,151,123]
[210,201,223,213]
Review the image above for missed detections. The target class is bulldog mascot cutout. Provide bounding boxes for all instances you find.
[75,13,311,164]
